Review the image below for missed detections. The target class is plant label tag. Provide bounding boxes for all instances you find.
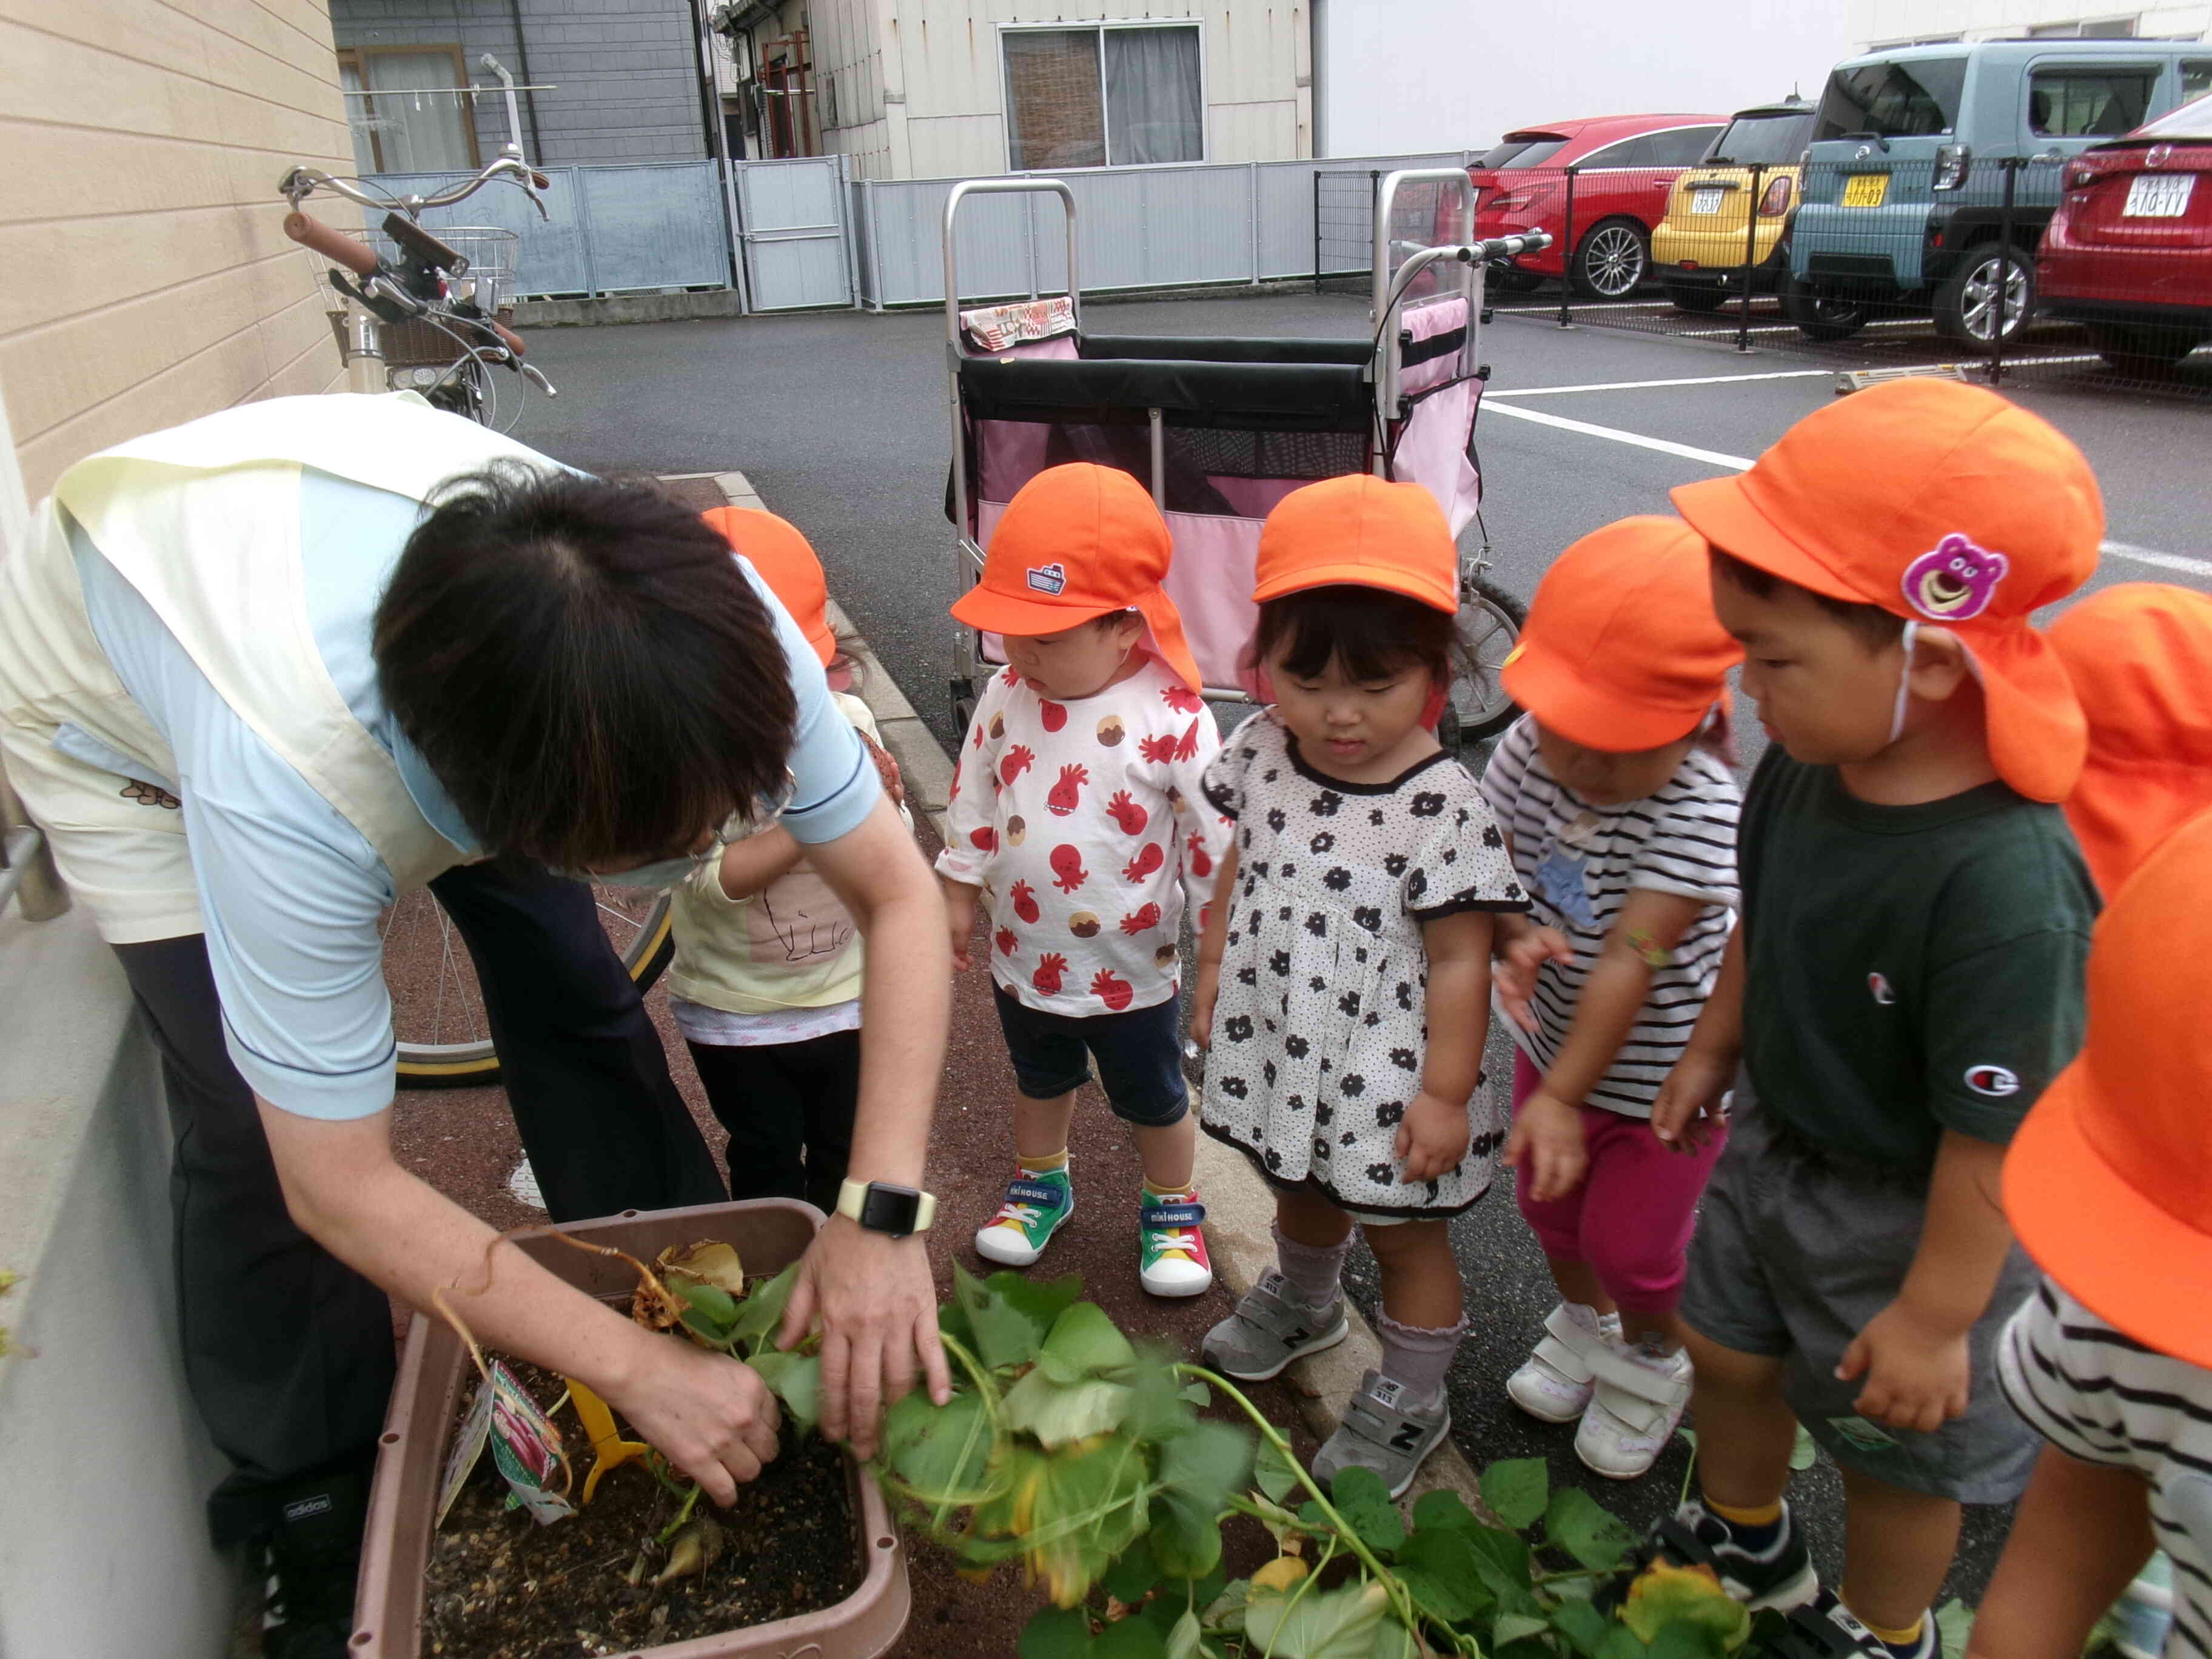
[435,1374,495,1529]
[485,1361,577,1526]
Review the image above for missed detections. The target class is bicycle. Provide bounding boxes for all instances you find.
[278,142,559,431]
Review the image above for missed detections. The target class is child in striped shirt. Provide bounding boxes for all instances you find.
[1479,518,1743,1482]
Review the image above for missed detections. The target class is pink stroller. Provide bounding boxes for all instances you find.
[942,171,1549,745]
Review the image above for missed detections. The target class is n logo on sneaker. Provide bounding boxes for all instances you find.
[1388,1422,1424,1452]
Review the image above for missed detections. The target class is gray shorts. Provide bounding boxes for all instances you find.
[1679,1087,2041,1504]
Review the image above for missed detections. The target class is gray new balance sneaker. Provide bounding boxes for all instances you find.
[1199,1271,1349,1381]
[1312,1370,1452,1500]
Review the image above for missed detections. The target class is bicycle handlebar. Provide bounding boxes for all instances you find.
[283,211,380,277]
[491,320,528,358]
[280,150,544,218]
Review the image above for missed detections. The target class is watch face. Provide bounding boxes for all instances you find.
[859,1184,921,1236]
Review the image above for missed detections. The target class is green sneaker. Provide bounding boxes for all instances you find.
[1139,1191,1213,1298]
[974,1166,1073,1267]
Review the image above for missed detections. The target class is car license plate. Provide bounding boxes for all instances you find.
[1842,173,1888,207]
[1691,188,1724,215]
[2123,173,2194,218]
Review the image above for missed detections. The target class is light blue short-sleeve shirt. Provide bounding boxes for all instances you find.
[69,469,877,1120]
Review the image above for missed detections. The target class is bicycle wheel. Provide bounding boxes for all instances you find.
[384,882,675,1088]
[1448,576,1527,743]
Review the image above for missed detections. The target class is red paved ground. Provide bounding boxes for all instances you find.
[387,815,1307,1655]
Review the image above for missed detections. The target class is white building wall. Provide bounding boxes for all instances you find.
[1315,0,1859,158]
[1853,0,2209,42]
[820,0,1309,179]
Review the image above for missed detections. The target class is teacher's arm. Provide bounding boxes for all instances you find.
[260,1102,782,1506]
[776,790,954,1454]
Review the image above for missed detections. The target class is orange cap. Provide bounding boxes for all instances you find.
[950,463,1201,691]
[702,505,836,667]
[1253,475,1457,614]
[2049,583,2212,897]
[1502,517,1741,752]
[1671,380,2102,803]
[2004,806,2212,1367]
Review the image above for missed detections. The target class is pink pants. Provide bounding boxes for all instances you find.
[1510,1051,1728,1316]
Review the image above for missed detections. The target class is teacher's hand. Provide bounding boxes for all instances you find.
[776,1214,951,1458]
[613,1336,782,1507]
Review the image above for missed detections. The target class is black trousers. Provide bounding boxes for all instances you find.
[115,859,722,1547]
[686,1027,860,1218]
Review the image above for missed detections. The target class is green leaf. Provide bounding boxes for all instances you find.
[1179,1379,1211,1407]
[728,1261,800,1352]
[1408,1489,1479,1534]
[1041,1302,1141,1384]
[1597,1625,1653,1659]
[1244,1491,1307,1548]
[1103,1535,1162,1605]
[1202,1577,1251,1634]
[1934,1599,1975,1657]
[748,1349,820,1435]
[1165,1608,1203,1659]
[1550,1598,1614,1658]
[1150,1422,1251,1579]
[1646,1627,1732,1659]
[1493,1613,1550,1647]
[1244,1581,1392,1659]
[1463,1523,1537,1598]
[1092,1615,1168,1659]
[1481,1456,1550,1531]
[1253,1435,1302,1504]
[1393,1527,1494,1625]
[1329,1463,1406,1556]
[1031,1433,1156,1606]
[1790,1424,1817,1472]
[1019,1606,1094,1659]
[1623,1560,1751,1652]
[1004,1370,1134,1448]
[1372,1617,1423,1659]
[882,1387,994,1496]
[958,1264,1085,1372]
[1544,1487,1637,1571]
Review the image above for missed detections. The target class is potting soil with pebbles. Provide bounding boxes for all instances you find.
[424,1359,862,1658]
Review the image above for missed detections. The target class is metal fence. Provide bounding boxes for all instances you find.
[1478,156,2211,401]
[850,152,1470,309]
[363,160,732,298]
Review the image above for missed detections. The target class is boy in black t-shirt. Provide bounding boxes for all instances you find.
[1644,381,2103,1659]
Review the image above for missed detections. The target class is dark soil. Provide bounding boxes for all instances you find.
[423,1360,860,1658]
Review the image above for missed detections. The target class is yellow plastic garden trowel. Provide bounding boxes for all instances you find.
[565,1376,650,1504]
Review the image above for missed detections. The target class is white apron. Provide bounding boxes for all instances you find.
[0,392,551,942]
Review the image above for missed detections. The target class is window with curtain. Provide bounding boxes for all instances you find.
[1004,24,1201,170]
[341,47,479,175]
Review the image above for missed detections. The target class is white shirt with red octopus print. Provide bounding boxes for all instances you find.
[936,658,1231,1017]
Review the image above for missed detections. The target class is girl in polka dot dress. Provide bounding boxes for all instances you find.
[1194,476,1529,1498]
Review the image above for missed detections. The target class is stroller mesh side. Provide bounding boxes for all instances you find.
[1162,427,1369,484]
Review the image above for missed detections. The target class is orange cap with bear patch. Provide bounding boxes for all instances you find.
[1671,379,2102,802]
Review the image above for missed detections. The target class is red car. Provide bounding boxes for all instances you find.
[2039,90,2212,374]
[1451,113,1728,298]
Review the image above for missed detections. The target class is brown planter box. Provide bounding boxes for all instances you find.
[352,1198,912,1659]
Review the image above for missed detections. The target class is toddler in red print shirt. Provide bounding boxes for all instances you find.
[937,463,1230,1297]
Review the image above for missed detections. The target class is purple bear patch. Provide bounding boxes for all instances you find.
[1900,534,2009,621]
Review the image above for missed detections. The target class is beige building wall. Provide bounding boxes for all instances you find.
[0,0,355,502]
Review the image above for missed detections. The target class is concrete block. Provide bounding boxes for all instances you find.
[824,599,918,723]
[712,469,766,509]
[874,716,956,820]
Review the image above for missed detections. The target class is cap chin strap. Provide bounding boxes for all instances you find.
[1886,618,1921,746]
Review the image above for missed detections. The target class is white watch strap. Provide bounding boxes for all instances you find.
[836,1178,935,1235]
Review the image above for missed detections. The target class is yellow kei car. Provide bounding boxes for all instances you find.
[1652,100,1817,312]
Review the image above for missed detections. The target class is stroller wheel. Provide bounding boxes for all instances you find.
[1448,578,1526,745]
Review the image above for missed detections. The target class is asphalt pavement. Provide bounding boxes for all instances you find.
[497,287,2212,1610]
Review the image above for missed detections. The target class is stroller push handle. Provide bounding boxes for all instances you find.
[942,178,1081,353]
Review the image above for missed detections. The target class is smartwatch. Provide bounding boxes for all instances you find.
[836,1178,937,1239]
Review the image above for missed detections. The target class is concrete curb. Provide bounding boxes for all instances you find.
[694,468,1491,1523]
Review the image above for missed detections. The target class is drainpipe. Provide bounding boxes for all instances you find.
[502,0,546,161]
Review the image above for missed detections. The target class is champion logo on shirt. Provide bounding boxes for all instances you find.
[1025,562,1067,595]
[1965,1064,2020,1098]
[1868,971,1896,1005]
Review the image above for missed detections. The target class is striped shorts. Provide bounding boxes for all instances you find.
[1999,1277,2212,1657]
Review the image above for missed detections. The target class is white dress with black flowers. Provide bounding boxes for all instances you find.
[1199,711,1529,1219]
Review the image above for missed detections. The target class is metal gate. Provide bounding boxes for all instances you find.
[733,155,854,311]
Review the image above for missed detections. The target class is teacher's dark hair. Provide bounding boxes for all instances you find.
[374,464,798,870]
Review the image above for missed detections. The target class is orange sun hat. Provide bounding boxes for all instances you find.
[1253,474,1457,614]
[1671,379,2103,803]
[950,463,1201,691]
[2048,583,2212,899]
[1502,516,1741,752]
[702,504,836,667]
[2004,806,2212,1369]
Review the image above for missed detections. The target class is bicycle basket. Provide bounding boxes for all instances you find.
[366,225,520,368]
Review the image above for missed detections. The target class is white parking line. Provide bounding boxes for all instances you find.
[1489,370,1834,398]
[1483,401,2210,580]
